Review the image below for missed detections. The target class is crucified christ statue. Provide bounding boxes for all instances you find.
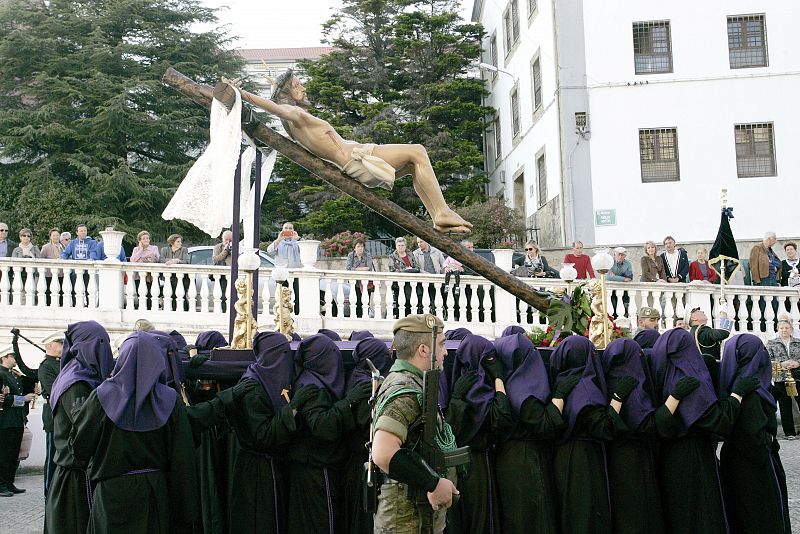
[217,70,473,234]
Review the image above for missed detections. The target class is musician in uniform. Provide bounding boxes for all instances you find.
[371,314,459,534]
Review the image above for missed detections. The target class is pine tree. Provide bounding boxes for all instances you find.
[0,0,245,244]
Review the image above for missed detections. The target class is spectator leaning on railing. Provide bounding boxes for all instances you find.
[640,240,667,283]
[563,240,594,279]
[160,234,188,265]
[780,241,799,287]
[749,231,781,287]
[660,236,689,283]
[11,228,40,259]
[688,246,718,284]
[60,224,95,261]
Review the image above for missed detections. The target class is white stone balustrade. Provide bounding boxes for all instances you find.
[0,257,797,345]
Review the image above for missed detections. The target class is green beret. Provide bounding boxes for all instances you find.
[392,314,444,335]
[637,307,661,319]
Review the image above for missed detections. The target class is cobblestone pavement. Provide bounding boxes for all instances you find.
[3,440,800,533]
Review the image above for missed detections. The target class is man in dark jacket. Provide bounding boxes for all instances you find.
[660,236,689,283]
[0,350,37,497]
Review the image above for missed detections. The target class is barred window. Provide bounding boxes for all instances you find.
[511,87,520,138]
[528,0,537,17]
[494,115,502,161]
[503,0,520,53]
[735,123,776,177]
[536,153,547,206]
[633,21,673,74]
[639,128,680,182]
[532,57,542,111]
[728,15,768,68]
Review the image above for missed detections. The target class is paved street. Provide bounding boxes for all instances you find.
[2,435,800,533]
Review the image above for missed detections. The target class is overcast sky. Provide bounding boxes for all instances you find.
[197,0,474,50]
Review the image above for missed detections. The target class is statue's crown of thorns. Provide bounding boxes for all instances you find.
[270,68,295,102]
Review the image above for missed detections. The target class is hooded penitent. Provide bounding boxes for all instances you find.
[50,321,114,412]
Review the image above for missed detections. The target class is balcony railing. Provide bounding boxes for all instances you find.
[0,257,797,341]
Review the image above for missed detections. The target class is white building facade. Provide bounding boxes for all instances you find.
[474,0,800,248]
[238,46,333,98]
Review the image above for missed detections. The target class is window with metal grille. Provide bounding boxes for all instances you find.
[528,0,537,17]
[633,21,673,74]
[503,0,520,53]
[639,128,680,182]
[494,115,503,161]
[511,87,520,138]
[735,123,776,177]
[536,153,547,206]
[490,35,499,80]
[532,57,542,111]
[728,15,768,68]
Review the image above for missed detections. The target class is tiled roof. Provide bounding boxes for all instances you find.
[237,47,334,61]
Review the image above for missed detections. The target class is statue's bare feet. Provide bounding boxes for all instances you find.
[434,210,473,234]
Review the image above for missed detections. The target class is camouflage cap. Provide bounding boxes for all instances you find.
[637,306,661,319]
[392,314,444,335]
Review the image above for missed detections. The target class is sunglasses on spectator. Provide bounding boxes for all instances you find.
[21,234,31,237]
[0,229,7,232]
[525,248,535,251]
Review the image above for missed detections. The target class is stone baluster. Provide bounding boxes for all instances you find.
[86,266,97,309]
[23,265,36,307]
[372,279,383,320]
[136,270,148,310]
[47,272,61,308]
[11,266,23,305]
[186,273,199,314]
[211,274,222,313]
[336,276,346,318]
[124,268,136,310]
[0,264,9,305]
[74,267,86,309]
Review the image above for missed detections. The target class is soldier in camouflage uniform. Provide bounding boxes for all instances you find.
[371,314,459,534]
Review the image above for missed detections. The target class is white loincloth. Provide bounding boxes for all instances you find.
[341,143,396,190]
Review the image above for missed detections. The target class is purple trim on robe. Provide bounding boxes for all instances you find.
[346,338,392,390]
[449,335,497,444]
[96,332,177,432]
[633,329,661,350]
[602,338,656,429]
[649,328,718,430]
[241,331,295,409]
[549,336,608,431]
[718,333,776,409]
[50,321,114,412]
[493,334,550,414]
[294,334,345,400]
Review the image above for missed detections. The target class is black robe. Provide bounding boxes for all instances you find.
[446,391,515,534]
[495,398,565,534]
[44,381,92,534]
[287,388,354,534]
[607,406,679,534]
[225,379,296,533]
[553,406,627,534]
[342,396,373,534]
[658,397,741,534]
[719,394,790,534]
[71,391,199,534]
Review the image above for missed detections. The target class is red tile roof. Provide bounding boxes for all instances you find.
[237,47,334,61]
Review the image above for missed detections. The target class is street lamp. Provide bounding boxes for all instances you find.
[477,62,515,79]
[560,263,578,294]
[591,249,615,348]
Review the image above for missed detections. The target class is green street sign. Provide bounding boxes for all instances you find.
[594,209,616,227]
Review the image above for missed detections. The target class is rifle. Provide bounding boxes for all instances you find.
[413,320,470,533]
[363,358,384,514]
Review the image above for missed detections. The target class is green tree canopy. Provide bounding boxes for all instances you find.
[269,0,491,239]
[0,0,244,245]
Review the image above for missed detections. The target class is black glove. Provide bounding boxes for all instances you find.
[732,375,759,397]
[481,356,503,383]
[344,382,372,405]
[290,385,319,410]
[611,376,639,402]
[670,376,700,400]
[452,373,479,400]
[10,328,20,336]
[553,375,581,400]
[188,353,210,369]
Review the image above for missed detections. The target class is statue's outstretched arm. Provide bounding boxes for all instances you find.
[218,77,302,124]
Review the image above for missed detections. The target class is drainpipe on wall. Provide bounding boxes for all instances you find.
[551,0,570,248]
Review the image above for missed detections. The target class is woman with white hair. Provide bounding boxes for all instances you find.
[767,319,800,437]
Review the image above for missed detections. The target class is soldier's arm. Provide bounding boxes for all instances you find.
[701,326,731,344]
